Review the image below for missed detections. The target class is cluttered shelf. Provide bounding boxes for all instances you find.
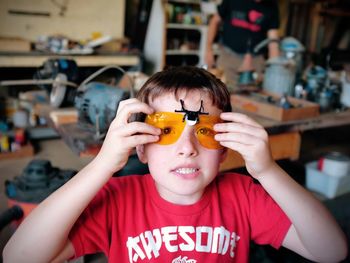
[0,51,141,68]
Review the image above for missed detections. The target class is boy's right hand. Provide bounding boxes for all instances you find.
[93,98,160,174]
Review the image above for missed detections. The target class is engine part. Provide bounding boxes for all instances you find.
[263,56,296,95]
[255,37,305,96]
[5,159,76,203]
[74,65,134,139]
[0,59,79,108]
[75,82,130,135]
[34,58,79,107]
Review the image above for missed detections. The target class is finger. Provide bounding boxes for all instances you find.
[113,102,154,126]
[115,122,161,137]
[215,132,264,146]
[214,122,267,139]
[219,140,269,163]
[219,139,262,155]
[219,141,249,154]
[116,99,154,119]
[220,112,262,128]
[116,98,140,115]
[125,134,160,147]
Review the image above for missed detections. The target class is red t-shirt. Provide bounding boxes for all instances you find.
[69,173,291,262]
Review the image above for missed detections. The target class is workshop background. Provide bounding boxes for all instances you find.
[0,0,350,262]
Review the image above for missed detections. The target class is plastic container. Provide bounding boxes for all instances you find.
[306,161,350,199]
[319,152,350,177]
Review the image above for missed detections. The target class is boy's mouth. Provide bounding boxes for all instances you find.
[174,167,199,174]
[172,167,200,179]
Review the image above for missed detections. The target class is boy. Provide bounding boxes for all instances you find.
[3,67,347,262]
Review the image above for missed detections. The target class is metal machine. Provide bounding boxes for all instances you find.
[74,65,134,139]
[0,159,76,230]
[0,58,79,108]
[34,58,79,107]
[5,159,76,203]
[263,56,296,96]
[280,37,305,78]
[0,61,134,137]
[254,37,305,96]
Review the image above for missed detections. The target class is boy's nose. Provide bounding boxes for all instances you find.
[176,126,198,157]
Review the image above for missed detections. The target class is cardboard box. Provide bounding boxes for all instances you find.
[230,91,320,121]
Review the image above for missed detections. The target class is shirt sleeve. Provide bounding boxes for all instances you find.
[248,179,291,249]
[68,184,113,258]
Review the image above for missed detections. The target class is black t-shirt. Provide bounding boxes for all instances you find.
[217,0,279,54]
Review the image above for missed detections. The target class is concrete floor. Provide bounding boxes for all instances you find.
[0,139,94,261]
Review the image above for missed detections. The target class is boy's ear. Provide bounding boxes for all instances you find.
[136,145,148,164]
[219,148,228,163]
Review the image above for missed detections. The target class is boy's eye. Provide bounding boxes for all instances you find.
[197,127,213,136]
[162,127,173,135]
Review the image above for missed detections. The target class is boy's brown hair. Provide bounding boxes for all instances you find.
[136,66,232,112]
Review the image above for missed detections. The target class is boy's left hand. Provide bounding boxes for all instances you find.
[214,112,275,179]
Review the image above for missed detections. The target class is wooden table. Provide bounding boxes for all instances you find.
[42,105,350,171]
[221,109,350,171]
[252,109,350,133]
[37,88,350,169]
[36,110,323,172]
[220,131,301,171]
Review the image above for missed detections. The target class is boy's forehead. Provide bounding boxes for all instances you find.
[149,91,220,114]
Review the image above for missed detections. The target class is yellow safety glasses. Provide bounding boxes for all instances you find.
[145,112,223,149]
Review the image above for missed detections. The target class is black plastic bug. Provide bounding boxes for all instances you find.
[175,99,208,126]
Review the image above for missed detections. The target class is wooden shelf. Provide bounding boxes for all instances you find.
[0,52,141,68]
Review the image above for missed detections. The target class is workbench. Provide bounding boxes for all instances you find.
[221,108,350,171]
[249,109,350,133]
[41,103,350,172]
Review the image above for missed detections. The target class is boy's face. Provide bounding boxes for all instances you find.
[137,90,227,205]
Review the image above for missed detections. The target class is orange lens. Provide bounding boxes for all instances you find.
[195,115,223,149]
[145,112,185,145]
[145,112,222,149]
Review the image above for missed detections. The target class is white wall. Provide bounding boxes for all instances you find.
[0,0,125,41]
